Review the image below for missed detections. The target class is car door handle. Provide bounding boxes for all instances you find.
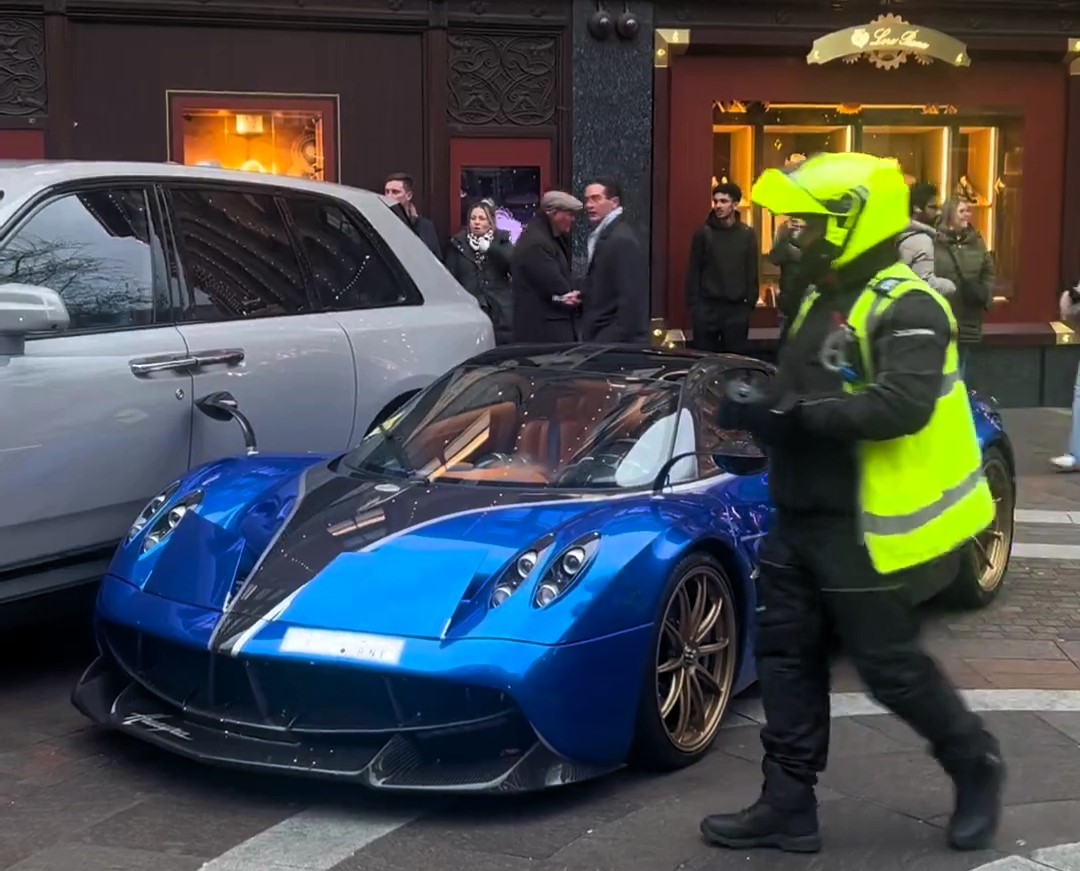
[191,348,245,368]
[129,354,199,376]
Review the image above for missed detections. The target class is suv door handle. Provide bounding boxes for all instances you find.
[192,348,245,368]
[130,354,199,376]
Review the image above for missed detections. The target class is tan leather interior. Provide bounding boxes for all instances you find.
[407,400,518,463]
[401,379,664,483]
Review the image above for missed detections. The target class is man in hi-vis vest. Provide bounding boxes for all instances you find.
[702,153,1003,855]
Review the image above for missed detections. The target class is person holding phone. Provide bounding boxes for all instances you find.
[511,191,584,343]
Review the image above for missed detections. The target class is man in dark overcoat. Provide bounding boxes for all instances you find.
[510,190,583,343]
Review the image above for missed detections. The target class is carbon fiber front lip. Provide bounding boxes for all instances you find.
[72,654,617,793]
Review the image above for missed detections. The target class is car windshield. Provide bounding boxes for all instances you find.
[340,363,694,489]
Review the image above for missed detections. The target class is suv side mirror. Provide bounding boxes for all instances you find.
[0,283,70,355]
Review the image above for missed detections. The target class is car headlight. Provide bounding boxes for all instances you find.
[533,533,601,608]
[138,490,204,554]
[127,481,181,541]
[490,534,555,608]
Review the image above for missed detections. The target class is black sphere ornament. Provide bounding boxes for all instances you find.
[616,10,639,39]
[587,8,614,40]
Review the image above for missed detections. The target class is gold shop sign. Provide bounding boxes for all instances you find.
[807,14,970,70]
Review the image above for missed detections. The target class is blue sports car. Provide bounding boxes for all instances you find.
[72,344,1016,793]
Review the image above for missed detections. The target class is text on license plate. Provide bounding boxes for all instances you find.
[279,627,405,665]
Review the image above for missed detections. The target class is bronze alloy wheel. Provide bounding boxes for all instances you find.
[654,565,737,754]
[973,455,1014,593]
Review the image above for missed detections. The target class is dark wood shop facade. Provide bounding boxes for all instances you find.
[0,0,1077,404]
[0,0,573,245]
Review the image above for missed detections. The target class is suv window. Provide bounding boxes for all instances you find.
[168,187,309,322]
[0,188,166,332]
[284,196,416,310]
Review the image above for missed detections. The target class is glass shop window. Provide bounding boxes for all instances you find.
[708,101,1023,304]
[460,166,541,244]
[176,109,328,181]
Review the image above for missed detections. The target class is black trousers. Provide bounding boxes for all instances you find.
[690,305,751,354]
[754,511,997,811]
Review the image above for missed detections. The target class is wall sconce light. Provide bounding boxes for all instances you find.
[587,1,614,40]
[616,2,640,40]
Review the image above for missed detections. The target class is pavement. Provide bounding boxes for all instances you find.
[1,408,1078,871]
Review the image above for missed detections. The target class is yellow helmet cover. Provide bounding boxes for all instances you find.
[751,152,910,268]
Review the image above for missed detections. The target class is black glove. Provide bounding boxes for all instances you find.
[717,392,800,445]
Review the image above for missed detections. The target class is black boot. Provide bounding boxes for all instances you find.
[700,799,821,853]
[946,749,1006,850]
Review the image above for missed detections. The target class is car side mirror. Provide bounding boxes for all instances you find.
[0,283,70,355]
[712,449,768,477]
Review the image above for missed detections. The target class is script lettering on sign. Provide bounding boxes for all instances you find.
[868,27,930,51]
[815,14,969,70]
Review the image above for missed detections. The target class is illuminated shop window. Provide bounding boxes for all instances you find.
[460,166,541,244]
[167,92,339,183]
[709,102,1022,304]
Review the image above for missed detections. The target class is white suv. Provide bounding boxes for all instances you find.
[0,161,493,614]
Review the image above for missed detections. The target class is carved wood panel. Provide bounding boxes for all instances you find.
[0,18,46,117]
[447,33,558,126]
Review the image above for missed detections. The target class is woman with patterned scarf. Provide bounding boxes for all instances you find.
[444,200,514,345]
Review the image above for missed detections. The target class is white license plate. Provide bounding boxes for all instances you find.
[280,627,405,665]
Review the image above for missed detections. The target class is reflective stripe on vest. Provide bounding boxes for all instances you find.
[861,463,984,535]
[789,263,993,574]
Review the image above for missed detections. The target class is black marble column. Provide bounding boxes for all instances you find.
[570,0,655,279]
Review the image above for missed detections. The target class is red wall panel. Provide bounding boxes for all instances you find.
[0,130,45,159]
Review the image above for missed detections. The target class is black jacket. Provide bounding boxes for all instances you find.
[412,215,442,259]
[766,246,952,516]
[444,230,514,345]
[388,203,442,259]
[580,214,649,344]
[686,212,759,309]
[510,213,577,344]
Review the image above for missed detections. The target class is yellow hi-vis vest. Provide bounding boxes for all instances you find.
[788,262,995,574]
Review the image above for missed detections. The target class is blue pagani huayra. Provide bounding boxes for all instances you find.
[72,344,1016,793]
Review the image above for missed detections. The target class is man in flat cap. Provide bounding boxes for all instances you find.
[511,190,584,343]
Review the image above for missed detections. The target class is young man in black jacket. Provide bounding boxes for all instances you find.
[384,172,442,258]
[685,182,760,353]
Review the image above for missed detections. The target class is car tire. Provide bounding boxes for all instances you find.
[943,445,1015,609]
[627,551,740,771]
